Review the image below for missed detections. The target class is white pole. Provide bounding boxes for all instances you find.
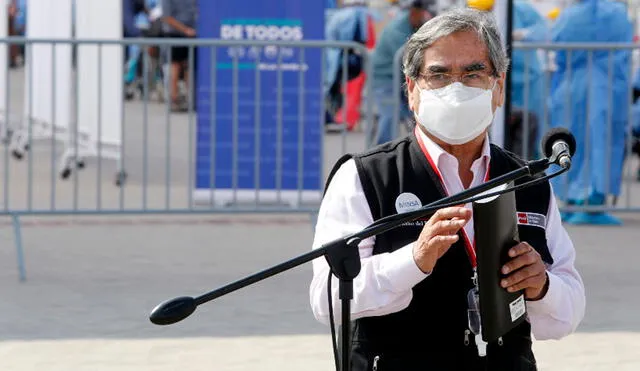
[491,0,508,147]
[24,0,73,142]
[75,0,123,148]
[0,0,8,138]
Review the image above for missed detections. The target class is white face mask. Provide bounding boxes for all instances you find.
[415,82,495,145]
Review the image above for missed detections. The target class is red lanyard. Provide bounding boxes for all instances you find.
[414,128,490,269]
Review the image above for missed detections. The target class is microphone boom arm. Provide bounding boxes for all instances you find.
[149,157,556,371]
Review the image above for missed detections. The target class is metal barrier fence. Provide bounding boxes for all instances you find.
[0,37,374,281]
[4,38,640,281]
[389,42,640,215]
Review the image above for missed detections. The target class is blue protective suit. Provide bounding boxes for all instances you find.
[511,1,549,151]
[548,0,632,203]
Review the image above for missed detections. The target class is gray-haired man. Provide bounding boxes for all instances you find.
[310,8,585,370]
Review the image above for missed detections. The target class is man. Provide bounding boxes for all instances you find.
[548,0,632,225]
[161,0,198,112]
[310,8,585,370]
[468,0,550,159]
[370,0,437,145]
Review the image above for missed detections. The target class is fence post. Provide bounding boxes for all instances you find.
[12,214,26,282]
[364,45,375,149]
[392,46,405,142]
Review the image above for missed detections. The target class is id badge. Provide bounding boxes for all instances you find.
[466,286,481,335]
[467,286,487,357]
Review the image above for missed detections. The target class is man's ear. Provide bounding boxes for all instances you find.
[494,72,506,108]
[498,72,506,105]
[406,76,415,91]
[407,76,417,112]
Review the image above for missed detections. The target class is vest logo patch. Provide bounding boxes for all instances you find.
[395,192,422,214]
[517,212,546,229]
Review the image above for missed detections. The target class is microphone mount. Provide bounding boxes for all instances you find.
[542,127,577,170]
[149,153,568,371]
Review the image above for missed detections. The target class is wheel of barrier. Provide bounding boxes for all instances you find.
[59,157,87,180]
[11,144,30,160]
[9,132,30,160]
[60,167,72,180]
[124,90,136,101]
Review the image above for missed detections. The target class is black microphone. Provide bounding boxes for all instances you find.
[541,128,577,169]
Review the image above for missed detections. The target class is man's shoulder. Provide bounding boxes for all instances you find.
[324,136,414,192]
[352,135,414,161]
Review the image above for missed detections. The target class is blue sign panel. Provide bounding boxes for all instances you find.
[195,0,324,206]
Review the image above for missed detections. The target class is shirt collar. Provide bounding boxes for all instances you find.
[416,128,491,174]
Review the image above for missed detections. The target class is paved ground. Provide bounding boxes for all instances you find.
[1,67,640,370]
[1,214,640,371]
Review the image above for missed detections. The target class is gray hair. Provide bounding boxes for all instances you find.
[402,8,509,81]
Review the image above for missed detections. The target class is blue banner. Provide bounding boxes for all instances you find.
[195,0,324,206]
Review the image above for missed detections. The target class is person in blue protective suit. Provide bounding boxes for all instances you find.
[548,0,633,225]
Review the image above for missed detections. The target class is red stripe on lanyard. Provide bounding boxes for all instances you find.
[414,127,490,269]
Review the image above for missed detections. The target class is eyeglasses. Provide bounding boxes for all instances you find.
[419,71,496,90]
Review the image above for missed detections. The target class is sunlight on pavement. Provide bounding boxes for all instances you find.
[1,332,639,371]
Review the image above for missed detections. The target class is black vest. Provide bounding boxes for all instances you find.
[325,134,553,371]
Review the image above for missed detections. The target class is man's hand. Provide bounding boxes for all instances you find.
[501,242,549,300]
[413,207,472,274]
[184,27,196,37]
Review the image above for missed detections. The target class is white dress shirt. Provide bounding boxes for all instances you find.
[309,130,586,341]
